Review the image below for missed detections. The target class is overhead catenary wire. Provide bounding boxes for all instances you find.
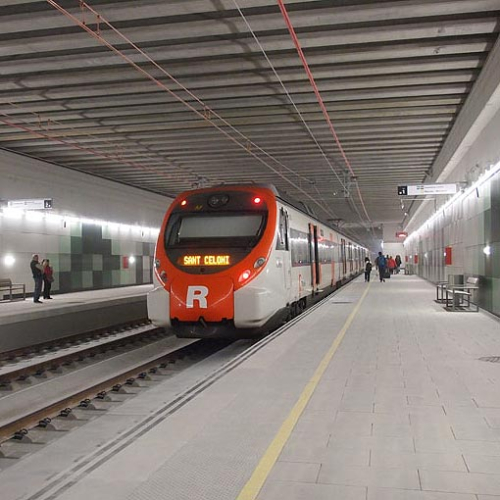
[45,0,342,221]
[0,112,182,186]
[232,4,345,194]
[276,0,373,228]
[1,101,204,186]
[231,0,370,231]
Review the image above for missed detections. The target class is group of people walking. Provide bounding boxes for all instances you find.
[30,254,54,303]
[364,253,402,282]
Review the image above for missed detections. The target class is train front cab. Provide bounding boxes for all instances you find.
[148,186,291,338]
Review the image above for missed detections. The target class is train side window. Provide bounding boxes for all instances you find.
[276,208,289,251]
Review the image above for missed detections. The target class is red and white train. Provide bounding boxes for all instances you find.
[148,184,367,338]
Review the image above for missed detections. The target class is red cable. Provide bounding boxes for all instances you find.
[276,0,372,223]
[45,0,339,220]
[0,114,174,182]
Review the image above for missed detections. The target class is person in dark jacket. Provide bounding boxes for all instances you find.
[376,252,387,282]
[30,254,44,303]
[395,254,402,274]
[364,257,372,282]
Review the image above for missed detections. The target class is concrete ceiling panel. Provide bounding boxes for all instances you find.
[0,0,499,246]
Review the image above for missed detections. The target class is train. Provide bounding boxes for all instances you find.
[147,184,368,338]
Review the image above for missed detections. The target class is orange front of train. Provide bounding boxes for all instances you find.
[147,185,283,338]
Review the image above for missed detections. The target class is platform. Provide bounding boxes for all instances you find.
[0,285,153,354]
[1,275,500,500]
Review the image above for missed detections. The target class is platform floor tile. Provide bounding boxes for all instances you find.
[3,275,500,500]
[257,480,366,500]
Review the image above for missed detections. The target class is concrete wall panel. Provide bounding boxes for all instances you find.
[0,150,172,297]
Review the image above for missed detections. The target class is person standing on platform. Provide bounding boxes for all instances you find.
[376,252,387,282]
[395,254,402,274]
[30,254,44,303]
[42,259,54,300]
[388,256,396,275]
[364,257,372,282]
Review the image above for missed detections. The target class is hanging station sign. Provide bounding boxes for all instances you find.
[397,184,457,196]
[7,198,53,210]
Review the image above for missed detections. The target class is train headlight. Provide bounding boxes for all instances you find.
[208,194,229,208]
[155,259,161,269]
[254,257,266,269]
[238,270,251,283]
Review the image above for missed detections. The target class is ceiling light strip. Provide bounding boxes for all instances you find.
[404,160,500,246]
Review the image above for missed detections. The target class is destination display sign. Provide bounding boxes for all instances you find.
[398,184,457,196]
[7,198,53,210]
[181,255,230,266]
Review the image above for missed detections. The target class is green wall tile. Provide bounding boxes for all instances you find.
[112,270,121,286]
[59,254,71,272]
[71,272,82,289]
[59,235,71,253]
[92,254,103,271]
[82,271,93,289]
[111,240,121,255]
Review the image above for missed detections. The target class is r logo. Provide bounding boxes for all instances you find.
[186,286,209,309]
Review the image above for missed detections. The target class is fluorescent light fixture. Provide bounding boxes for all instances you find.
[45,213,63,224]
[25,210,44,221]
[3,255,15,267]
[2,208,23,219]
[405,160,500,246]
[483,245,492,256]
[1,206,160,241]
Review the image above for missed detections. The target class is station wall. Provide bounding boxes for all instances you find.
[404,107,500,317]
[0,150,172,296]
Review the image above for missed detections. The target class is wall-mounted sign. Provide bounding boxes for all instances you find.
[7,198,53,210]
[396,231,408,238]
[398,184,457,196]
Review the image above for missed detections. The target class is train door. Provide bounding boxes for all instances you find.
[309,223,320,291]
[341,238,347,277]
[330,233,335,286]
[277,208,291,293]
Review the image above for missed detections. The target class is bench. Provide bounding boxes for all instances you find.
[0,278,26,302]
[445,276,479,312]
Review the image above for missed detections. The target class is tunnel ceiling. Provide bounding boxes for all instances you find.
[0,0,499,245]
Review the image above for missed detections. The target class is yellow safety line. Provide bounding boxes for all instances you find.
[236,283,371,500]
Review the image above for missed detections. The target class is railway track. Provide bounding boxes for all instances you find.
[0,279,360,468]
[0,316,237,448]
[0,322,164,391]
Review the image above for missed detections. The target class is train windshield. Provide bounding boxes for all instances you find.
[166,213,266,248]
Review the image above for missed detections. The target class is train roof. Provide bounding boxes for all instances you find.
[206,183,366,249]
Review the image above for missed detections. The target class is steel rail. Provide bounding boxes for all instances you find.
[0,324,164,388]
[0,337,199,443]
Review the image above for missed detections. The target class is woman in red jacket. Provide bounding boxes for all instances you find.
[42,259,54,299]
[388,256,396,275]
